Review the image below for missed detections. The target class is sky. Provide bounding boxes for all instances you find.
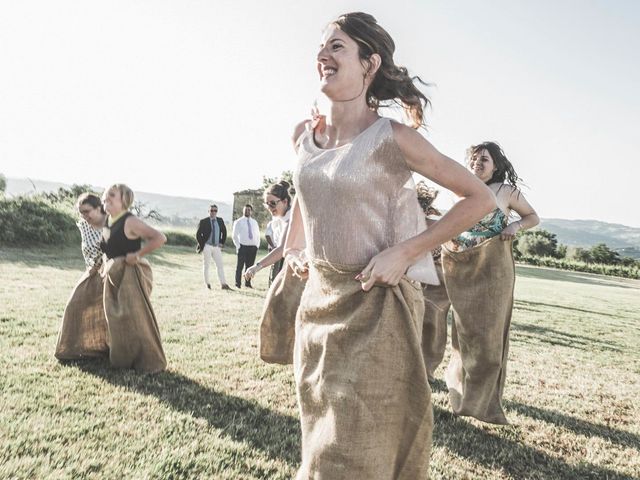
[1,0,638,226]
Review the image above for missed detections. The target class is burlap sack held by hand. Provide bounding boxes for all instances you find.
[55,269,109,360]
[103,257,167,373]
[442,236,514,424]
[259,264,306,365]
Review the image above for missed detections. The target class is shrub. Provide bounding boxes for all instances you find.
[164,230,194,247]
[0,197,78,246]
[516,229,562,258]
[517,255,640,279]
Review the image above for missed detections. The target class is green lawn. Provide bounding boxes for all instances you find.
[1,246,638,479]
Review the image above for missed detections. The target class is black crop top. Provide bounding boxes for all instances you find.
[101,212,142,259]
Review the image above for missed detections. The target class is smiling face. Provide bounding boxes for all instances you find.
[102,188,124,216]
[317,25,373,101]
[78,203,104,226]
[468,149,497,183]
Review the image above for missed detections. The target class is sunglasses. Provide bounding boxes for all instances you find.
[264,200,282,208]
[210,210,218,213]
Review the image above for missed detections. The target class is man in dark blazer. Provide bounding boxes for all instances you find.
[196,204,231,290]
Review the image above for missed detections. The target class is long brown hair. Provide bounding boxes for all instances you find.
[332,12,431,129]
[467,142,521,189]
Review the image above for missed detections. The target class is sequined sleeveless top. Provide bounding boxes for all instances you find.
[447,208,508,252]
[294,117,437,284]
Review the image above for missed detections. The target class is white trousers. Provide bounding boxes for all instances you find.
[203,243,227,285]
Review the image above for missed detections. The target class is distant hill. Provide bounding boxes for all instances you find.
[539,218,640,253]
[5,177,232,222]
[5,177,640,256]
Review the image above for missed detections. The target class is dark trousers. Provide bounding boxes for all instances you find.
[236,245,258,287]
[268,258,285,286]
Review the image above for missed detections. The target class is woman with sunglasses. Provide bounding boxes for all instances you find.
[281,12,496,478]
[55,193,109,360]
[244,180,292,284]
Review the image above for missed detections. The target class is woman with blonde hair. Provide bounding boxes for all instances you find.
[101,183,167,373]
[282,12,496,478]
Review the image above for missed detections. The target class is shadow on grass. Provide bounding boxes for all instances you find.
[429,379,636,479]
[432,405,633,480]
[515,265,639,290]
[510,322,621,352]
[515,299,618,318]
[75,361,300,466]
[503,400,640,451]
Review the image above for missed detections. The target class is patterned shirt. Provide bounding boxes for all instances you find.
[77,219,103,268]
[448,208,508,252]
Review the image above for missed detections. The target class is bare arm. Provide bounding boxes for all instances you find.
[282,185,308,280]
[358,123,496,290]
[123,216,167,264]
[500,187,540,240]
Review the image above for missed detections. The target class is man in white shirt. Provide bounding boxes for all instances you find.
[232,204,260,288]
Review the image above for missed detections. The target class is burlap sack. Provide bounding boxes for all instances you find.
[55,269,109,360]
[442,236,514,424]
[421,260,451,381]
[103,257,167,373]
[295,260,432,480]
[259,264,306,365]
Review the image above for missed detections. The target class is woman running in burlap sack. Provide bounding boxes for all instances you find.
[55,193,109,360]
[101,183,167,373]
[424,142,539,424]
[283,12,496,479]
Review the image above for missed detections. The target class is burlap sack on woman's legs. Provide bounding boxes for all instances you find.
[421,260,451,381]
[295,261,432,480]
[103,257,167,373]
[442,237,515,424]
[259,264,306,364]
[55,270,109,360]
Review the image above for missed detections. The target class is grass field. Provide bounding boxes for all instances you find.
[1,245,639,479]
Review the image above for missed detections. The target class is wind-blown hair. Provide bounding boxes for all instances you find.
[467,142,521,189]
[332,12,431,129]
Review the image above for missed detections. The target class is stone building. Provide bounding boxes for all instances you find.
[232,188,270,228]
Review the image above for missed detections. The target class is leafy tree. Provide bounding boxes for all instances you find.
[262,171,294,192]
[568,247,592,263]
[516,229,561,258]
[556,244,567,259]
[0,173,6,194]
[589,243,621,265]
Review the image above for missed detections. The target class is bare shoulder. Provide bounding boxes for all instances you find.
[493,183,520,199]
[389,120,434,153]
[390,119,420,143]
[292,120,311,148]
